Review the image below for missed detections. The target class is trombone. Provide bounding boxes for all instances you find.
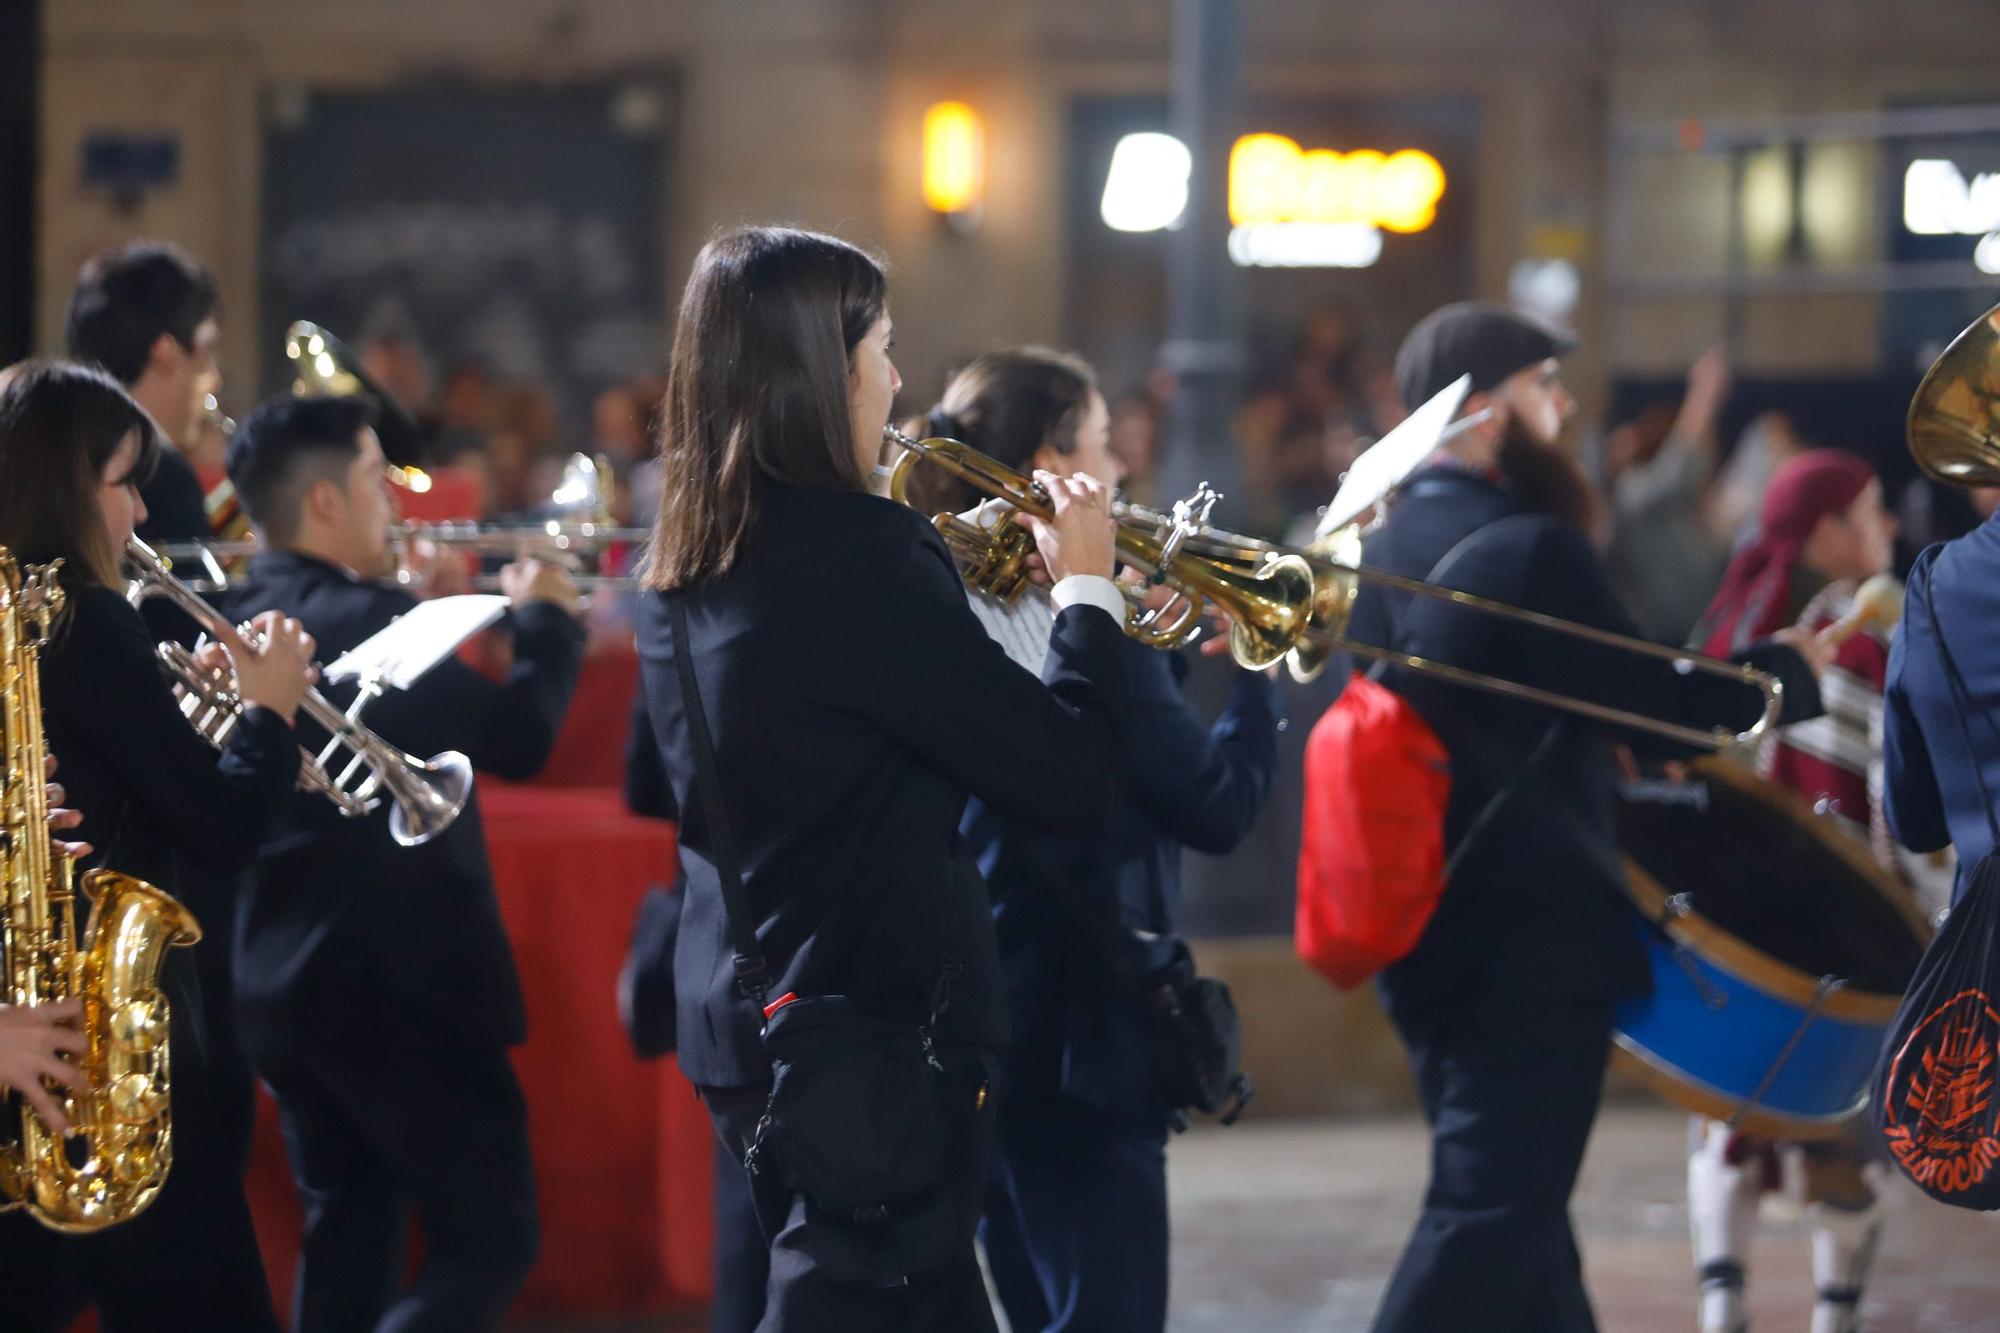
[125,537,473,847]
[884,428,1784,751]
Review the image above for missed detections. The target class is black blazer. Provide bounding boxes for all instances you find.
[963,638,1283,1113]
[36,580,300,1050]
[220,550,585,1052]
[635,484,1131,1090]
[136,448,211,545]
[1348,469,1822,1015]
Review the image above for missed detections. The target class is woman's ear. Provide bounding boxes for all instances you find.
[1029,442,1066,477]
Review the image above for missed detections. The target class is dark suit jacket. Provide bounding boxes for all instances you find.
[962,638,1282,1114]
[35,579,300,1051]
[635,484,1130,1090]
[136,447,211,545]
[1347,468,1822,1016]
[221,550,585,1052]
[1885,527,2000,897]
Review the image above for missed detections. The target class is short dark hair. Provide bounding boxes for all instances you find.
[226,396,375,545]
[64,242,220,386]
[642,226,888,592]
[0,360,164,587]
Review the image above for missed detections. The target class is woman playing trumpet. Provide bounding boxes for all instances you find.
[0,360,314,1331]
[637,226,1130,1331]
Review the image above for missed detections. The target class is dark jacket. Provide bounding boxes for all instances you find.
[36,580,300,1044]
[221,550,585,1052]
[1347,467,1822,1016]
[1885,528,2000,897]
[635,485,1130,1090]
[136,447,211,545]
[962,638,1282,1113]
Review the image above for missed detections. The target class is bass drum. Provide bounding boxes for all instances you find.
[1613,758,1931,1140]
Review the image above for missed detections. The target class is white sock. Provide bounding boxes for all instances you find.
[1689,1119,1759,1333]
[1807,1198,1882,1333]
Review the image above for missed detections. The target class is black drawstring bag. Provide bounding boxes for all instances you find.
[1869,573,2000,1210]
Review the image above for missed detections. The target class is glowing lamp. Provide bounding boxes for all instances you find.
[922,102,985,217]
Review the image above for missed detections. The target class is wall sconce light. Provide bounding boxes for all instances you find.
[923,101,985,229]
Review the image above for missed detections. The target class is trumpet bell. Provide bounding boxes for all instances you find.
[1288,524,1364,683]
[387,749,474,848]
[1908,300,2000,488]
[1223,553,1319,670]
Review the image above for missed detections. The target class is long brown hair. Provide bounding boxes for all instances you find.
[642,226,888,592]
[0,359,162,587]
[908,346,1097,514]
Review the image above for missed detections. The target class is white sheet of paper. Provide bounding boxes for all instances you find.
[323,594,511,690]
[1318,374,1472,536]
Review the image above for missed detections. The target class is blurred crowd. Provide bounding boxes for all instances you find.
[271,306,2000,666]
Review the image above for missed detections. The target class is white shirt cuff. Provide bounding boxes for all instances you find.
[1051,574,1127,624]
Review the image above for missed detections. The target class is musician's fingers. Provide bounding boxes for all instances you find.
[18,1080,70,1136]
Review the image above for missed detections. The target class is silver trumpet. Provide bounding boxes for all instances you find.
[124,537,472,847]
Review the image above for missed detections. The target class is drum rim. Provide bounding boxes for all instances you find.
[1609,1039,1861,1141]
[1619,757,1928,1023]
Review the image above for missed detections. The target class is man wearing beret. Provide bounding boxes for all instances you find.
[1346,303,1830,1332]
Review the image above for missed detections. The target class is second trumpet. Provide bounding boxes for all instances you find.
[124,538,472,847]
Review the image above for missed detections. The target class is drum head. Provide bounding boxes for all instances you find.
[1617,761,1927,998]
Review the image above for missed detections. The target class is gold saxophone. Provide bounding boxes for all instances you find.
[0,547,201,1231]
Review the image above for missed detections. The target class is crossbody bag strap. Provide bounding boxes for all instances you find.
[668,596,771,1002]
[1413,523,1567,877]
[1919,560,2000,845]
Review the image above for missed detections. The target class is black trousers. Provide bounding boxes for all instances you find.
[196,914,257,1177]
[254,1041,539,1333]
[1370,985,1615,1333]
[983,1090,1169,1333]
[701,1042,1000,1333]
[1,995,278,1332]
[712,1138,771,1333]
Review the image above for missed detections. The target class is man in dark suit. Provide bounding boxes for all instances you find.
[65,241,222,543]
[967,628,1282,1333]
[219,394,585,1332]
[1349,304,1827,1333]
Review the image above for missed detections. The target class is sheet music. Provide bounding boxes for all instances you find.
[1319,374,1471,535]
[965,587,1055,675]
[323,594,511,690]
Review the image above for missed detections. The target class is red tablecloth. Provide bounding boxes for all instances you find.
[530,646,641,789]
[242,785,715,1323]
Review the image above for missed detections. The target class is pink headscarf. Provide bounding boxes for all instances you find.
[1698,449,1876,656]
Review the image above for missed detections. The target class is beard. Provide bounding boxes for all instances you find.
[1494,415,1601,538]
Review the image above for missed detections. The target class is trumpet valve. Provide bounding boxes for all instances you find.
[936,512,1038,604]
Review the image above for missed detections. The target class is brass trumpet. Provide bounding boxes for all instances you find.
[124,538,472,847]
[883,427,1318,669]
[886,430,1783,750]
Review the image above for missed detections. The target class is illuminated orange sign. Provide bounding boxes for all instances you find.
[1228,135,1446,233]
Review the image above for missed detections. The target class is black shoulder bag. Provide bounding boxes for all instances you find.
[1129,929,1254,1130]
[668,597,962,1284]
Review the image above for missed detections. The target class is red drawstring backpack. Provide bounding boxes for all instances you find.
[1296,671,1453,989]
